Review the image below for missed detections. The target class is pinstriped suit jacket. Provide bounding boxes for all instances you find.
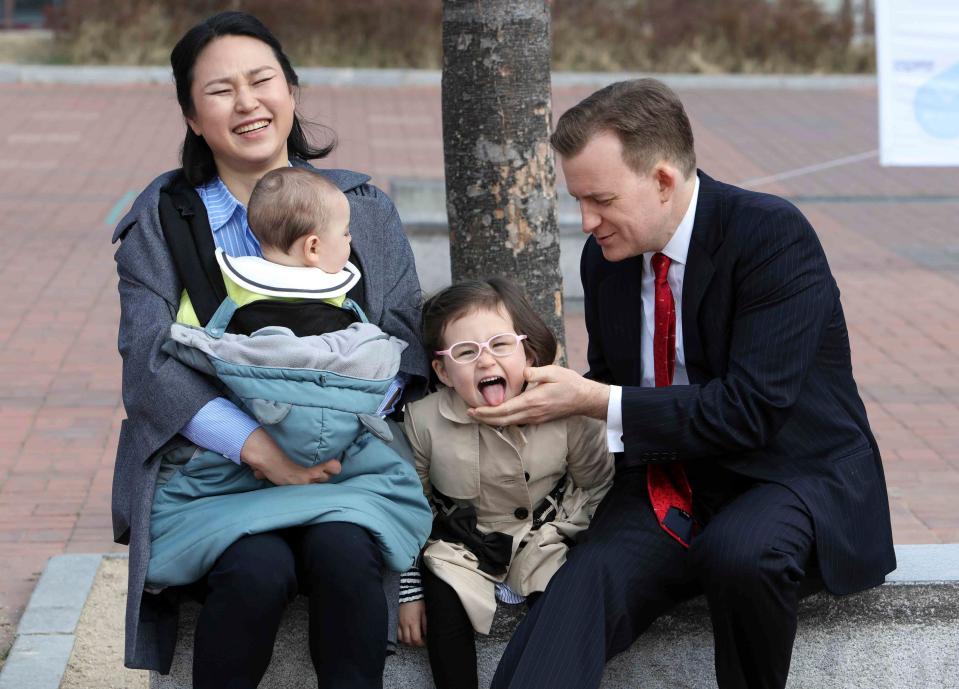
[581,170,896,595]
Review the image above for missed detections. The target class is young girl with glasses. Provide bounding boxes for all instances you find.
[397,277,614,689]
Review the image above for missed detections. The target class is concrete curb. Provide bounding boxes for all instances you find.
[0,64,877,89]
[0,554,109,689]
[885,543,959,582]
[152,543,959,688]
[391,177,587,232]
[2,546,957,688]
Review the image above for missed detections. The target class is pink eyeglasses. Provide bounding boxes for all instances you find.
[435,333,528,364]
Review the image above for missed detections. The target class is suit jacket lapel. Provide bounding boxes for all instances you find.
[682,172,722,381]
[598,256,645,385]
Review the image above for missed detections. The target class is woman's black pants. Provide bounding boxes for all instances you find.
[191,522,387,689]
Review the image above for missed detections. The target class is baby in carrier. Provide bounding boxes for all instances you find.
[147,168,432,589]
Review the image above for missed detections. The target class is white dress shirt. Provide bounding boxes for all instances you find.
[606,176,700,452]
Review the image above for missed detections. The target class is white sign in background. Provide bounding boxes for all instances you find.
[876,0,959,167]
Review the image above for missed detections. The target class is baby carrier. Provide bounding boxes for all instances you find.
[145,177,432,588]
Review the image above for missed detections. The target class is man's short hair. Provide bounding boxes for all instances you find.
[551,78,696,178]
[248,167,342,252]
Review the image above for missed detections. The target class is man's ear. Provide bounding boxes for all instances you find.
[431,358,451,387]
[653,163,678,203]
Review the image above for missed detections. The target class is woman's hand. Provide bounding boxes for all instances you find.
[240,427,342,485]
[397,600,427,647]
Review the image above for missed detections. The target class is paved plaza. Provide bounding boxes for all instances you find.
[1,75,958,660]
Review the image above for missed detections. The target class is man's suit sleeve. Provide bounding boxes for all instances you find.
[620,205,834,463]
[581,240,614,384]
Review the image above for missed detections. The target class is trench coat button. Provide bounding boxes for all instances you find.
[514,507,529,520]
[524,472,531,482]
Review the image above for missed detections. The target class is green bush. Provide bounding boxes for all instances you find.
[48,0,874,73]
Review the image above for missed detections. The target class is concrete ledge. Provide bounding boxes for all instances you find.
[151,544,959,689]
[391,178,590,298]
[0,554,103,689]
[0,64,878,89]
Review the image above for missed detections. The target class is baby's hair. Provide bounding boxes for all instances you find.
[422,277,557,367]
[248,167,343,252]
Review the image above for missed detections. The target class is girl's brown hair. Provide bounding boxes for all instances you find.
[422,277,557,367]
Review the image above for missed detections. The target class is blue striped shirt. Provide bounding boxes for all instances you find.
[180,176,263,464]
[196,176,263,258]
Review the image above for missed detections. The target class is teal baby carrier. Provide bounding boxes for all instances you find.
[147,297,433,588]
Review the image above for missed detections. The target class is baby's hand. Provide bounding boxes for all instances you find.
[397,600,427,647]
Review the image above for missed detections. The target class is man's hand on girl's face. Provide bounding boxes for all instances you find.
[468,365,610,426]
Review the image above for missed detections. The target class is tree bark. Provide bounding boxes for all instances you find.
[441,0,566,359]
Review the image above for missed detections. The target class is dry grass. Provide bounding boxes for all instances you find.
[40,0,874,74]
[0,29,55,63]
[550,0,875,73]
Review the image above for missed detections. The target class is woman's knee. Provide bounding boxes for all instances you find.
[207,532,298,611]
[300,522,383,588]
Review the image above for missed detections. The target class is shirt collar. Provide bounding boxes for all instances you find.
[196,176,243,233]
[651,174,700,266]
[197,161,294,233]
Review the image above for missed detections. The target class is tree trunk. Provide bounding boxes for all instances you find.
[441,0,566,359]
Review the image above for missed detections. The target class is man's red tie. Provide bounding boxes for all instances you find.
[648,253,694,547]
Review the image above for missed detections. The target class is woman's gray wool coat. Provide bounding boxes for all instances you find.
[111,164,429,672]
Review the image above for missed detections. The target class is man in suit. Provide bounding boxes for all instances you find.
[471,79,896,689]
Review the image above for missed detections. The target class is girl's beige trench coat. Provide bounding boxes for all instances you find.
[404,386,614,634]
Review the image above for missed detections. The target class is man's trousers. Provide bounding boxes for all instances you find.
[491,467,819,689]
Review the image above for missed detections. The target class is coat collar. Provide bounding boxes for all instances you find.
[437,386,474,425]
[436,386,529,446]
[291,159,371,193]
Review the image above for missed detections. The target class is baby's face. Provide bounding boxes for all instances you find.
[310,191,352,274]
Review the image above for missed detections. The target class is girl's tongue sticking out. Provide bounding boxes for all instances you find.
[479,377,507,406]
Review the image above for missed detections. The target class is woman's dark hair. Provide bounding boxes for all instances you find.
[170,11,335,185]
[422,277,558,368]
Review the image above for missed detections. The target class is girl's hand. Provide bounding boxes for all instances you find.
[397,600,427,646]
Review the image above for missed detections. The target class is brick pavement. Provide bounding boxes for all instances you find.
[2,80,959,661]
